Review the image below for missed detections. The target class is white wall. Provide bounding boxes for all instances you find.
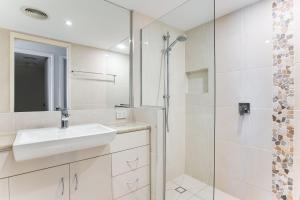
[215,0,273,199]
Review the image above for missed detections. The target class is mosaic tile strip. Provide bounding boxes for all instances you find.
[272,0,295,199]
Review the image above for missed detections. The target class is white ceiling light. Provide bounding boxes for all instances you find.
[65,20,72,26]
[117,43,126,49]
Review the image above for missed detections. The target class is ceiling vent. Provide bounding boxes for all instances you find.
[21,7,48,20]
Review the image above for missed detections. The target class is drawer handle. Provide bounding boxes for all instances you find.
[126,178,139,191]
[60,177,65,196]
[126,157,139,169]
[74,173,79,191]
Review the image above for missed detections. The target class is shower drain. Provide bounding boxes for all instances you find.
[175,186,187,194]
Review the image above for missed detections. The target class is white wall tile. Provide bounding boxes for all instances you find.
[215,141,246,184]
[215,149,246,199]
[15,111,60,130]
[216,71,242,107]
[186,22,214,72]
[215,106,248,143]
[214,0,273,198]
[216,10,244,73]
[70,44,129,109]
[244,183,273,200]
[243,0,272,69]
[241,68,273,109]
[244,147,272,191]
[245,109,272,150]
[68,108,132,125]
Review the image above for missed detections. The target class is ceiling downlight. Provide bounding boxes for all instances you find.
[21,7,48,20]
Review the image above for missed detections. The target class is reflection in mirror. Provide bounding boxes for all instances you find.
[14,39,67,112]
[0,0,130,113]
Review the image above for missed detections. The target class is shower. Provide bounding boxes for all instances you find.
[166,35,188,52]
[160,32,187,200]
[162,32,187,132]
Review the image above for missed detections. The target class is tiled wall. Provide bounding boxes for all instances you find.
[71,44,130,109]
[133,107,164,200]
[215,0,273,199]
[0,108,132,137]
[185,22,215,185]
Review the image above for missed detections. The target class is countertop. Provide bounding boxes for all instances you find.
[0,133,15,152]
[0,121,150,152]
[107,122,151,134]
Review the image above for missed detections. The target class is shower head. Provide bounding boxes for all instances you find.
[176,35,188,42]
[167,35,188,51]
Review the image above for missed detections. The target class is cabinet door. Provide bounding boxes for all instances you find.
[10,165,69,200]
[70,155,112,200]
[0,178,9,200]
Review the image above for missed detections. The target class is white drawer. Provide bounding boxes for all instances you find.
[112,146,150,177]
[113,166,150,199]
[116,186,150,200]
[110,130,149,153]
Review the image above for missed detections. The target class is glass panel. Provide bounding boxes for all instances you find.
[140,0,215,200]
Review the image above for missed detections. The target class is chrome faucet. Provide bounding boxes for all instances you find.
[56,108,70,129]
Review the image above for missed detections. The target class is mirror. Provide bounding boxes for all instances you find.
[14,38,68,112]
[0,0,130,113]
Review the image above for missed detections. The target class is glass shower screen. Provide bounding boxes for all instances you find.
[140,0,215,200]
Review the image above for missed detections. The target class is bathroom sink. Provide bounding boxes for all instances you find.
[13,124,117,161]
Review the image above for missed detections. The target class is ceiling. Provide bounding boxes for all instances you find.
[0,0,130,51]
[0,0,262,52]
[108,0,261,30]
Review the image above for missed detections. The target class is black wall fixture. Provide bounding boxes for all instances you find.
[239,103,250,116]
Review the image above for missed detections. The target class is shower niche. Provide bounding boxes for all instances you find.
[186,68,208,95]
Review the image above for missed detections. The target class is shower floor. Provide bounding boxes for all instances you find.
[166,174,239,200]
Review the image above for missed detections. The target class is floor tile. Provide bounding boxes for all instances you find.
[167,174,240,200]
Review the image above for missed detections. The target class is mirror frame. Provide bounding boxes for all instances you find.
[10,32,71,112]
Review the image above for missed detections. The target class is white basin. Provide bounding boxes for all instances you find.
[13,124,117,161]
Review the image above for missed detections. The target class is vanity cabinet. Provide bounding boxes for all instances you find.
[111,130,150,200]
[9,165,69,200]
[117,186,150,200]
[0,128,150,200]
[70,155,112,200]
[0,178,9,200]
[112,145,150,176]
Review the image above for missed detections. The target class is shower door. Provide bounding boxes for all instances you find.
[140,1,215,200]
